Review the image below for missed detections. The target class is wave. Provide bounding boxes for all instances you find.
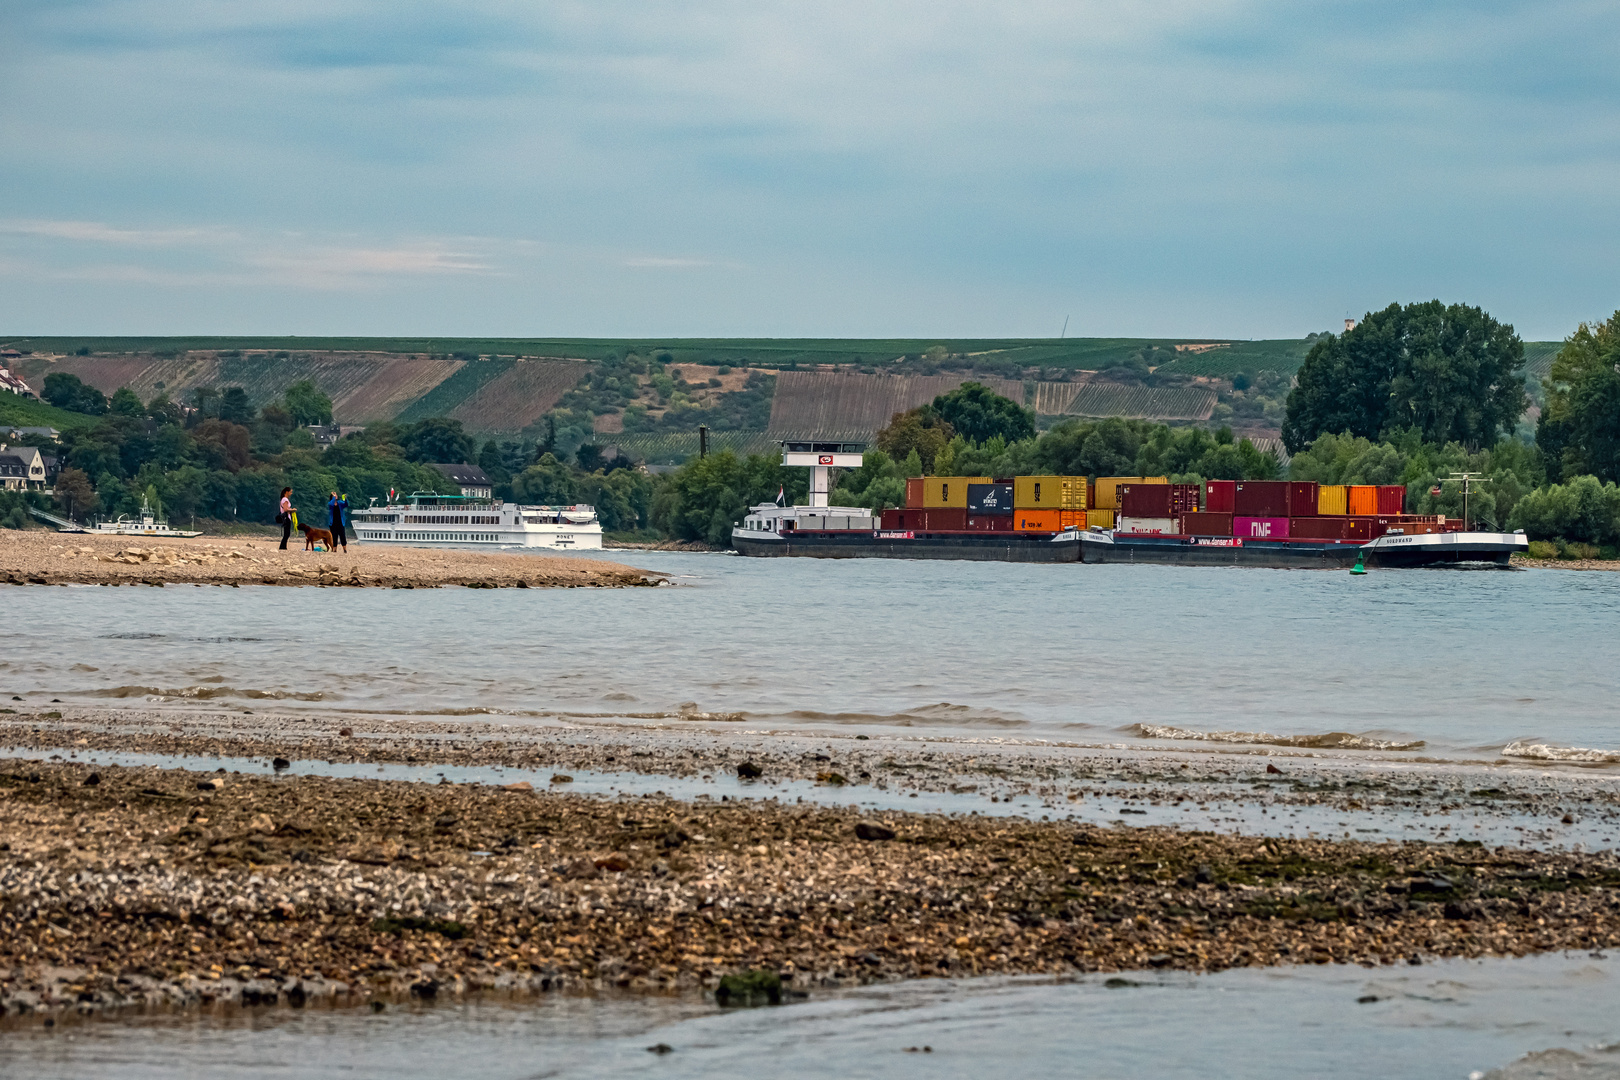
[1501,740,1620,764]
[1135,723,1425,751]
[773,706,1028,729]
[81,685,328,702]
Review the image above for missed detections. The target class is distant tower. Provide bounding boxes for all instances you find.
[1344,318,1356,333]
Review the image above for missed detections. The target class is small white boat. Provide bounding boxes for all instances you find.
[349,493,603,549]
[93,495,202,538]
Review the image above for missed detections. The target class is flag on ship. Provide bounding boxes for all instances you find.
[775,486,785,507]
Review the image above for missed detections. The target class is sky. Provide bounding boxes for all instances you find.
[1,0,1616,340]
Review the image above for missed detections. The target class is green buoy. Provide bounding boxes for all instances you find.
[1350,551,1367,575]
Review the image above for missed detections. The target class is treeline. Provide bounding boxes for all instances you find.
[18,375,655,532]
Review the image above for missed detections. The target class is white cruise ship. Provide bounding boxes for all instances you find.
[349,494,602,550]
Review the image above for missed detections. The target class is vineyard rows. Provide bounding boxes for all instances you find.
[767,372,1024,434]
[1062,385,1216,421]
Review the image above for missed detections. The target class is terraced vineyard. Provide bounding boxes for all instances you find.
[392,359,516,423]
[446,360,588,433]
[608,430,786,464]
[767,372,1025,434]
[1063,384,1217,421]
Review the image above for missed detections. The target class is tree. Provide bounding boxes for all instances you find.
[218,386,254,425]
[42,372,107,415]
[651,450,802,546]
[512,454,578,505]
[52,467,98,521]
[1537,311,1620,483]
[1282,300,1527,453]
[400,418,475,464]
[931,381,1034,445]
[875,407,954,472]
[108,387,144,418]
[283,380,334,427]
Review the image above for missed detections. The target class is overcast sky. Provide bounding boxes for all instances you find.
[1,1,1615,340]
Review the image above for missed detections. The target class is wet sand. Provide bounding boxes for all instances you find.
[0,531,660,589]
[3,710,1619,1018]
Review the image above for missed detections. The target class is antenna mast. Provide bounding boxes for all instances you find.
[1444,472,1490,531]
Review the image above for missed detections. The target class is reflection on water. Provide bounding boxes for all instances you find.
[4,952,1615,1080]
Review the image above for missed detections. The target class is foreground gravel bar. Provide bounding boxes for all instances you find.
[0,531,660,589]
[2,758,1617,1017]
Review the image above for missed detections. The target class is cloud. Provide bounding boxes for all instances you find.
[0,219,239,247]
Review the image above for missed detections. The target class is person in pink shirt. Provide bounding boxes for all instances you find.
[277,487,295,550]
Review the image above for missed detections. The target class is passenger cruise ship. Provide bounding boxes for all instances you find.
[349,494,602,550]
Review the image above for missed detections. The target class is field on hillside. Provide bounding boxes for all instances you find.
[1064,384,1217,421]
[447,360,587,432]
[0,392,96,431]
[767,372,1025,434]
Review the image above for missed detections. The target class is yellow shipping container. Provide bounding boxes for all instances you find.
[1317,484,1348,515]
[1085,508,1117,529]
[1013,475,1088,510]
[1092,476,1168,510]
[920,476,992,508]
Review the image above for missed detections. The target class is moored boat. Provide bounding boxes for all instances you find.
[93,495,202,538]
[349,493,602,549]
[1078,527,1527,568]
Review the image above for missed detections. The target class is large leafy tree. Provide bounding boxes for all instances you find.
[1537,311,1620,483]
[931,381,1034,445]
[874,406,954,472]
[283,380,334,426]
[41,372,108,415]
[1282,300,1527,453]
[400,418,475,464]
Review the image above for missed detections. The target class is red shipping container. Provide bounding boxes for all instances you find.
[1287,481,1320,518]
[965,514,1013,532]
[1289,516,1349,540]
[1205,480,1235,514]
[1345,517,1375,541]
[923,508,967,531]
[1234,516,1290,539]
[1180,512,1234,535]
[1233,481,1290,518]
[1119,483,1173,518]
[1170,483,1200,516]
[1377,485,1406,515]
[905,477,925,509]
[881,507,928,531]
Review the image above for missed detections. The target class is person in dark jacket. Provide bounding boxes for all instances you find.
[327,491,349,552]
[277,487,295,550]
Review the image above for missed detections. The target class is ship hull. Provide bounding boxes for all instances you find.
[732,530,1081,562]
[1079,530,1526,568]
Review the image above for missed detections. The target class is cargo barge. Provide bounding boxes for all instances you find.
[1077,529,1527,568]
[730,443,1527,567]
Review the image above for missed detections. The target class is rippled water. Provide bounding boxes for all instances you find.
[3,554,1618,760]
[5,952,1617,1079]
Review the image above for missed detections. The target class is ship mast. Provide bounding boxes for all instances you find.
[779,440,866,508]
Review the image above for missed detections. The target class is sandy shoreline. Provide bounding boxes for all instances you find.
[0,530,661,589]
[2,754,1616,1020]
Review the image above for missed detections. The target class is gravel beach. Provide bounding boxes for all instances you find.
[0,530,660,589]
[3,710,1619,1018]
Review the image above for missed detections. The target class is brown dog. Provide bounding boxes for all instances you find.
[299,523,336,551]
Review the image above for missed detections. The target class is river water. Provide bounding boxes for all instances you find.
[4,554,1620,1076]
[5,952,1618,1079]
[2,553,1617,762]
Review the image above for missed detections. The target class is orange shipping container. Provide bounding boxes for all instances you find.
[920,476,992,508]
[1347,485,1378,516]
[904,477,925,509]
[1014,509,1084,532]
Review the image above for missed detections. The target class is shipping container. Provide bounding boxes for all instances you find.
[1171,484,1200,517]
[1085,508,1116,529]
[1014,509,1060,532]
[1289,516,1349,540]
[1119,483,1173,518]
[904,477,925,509]
[1377,485,1406,515]
[1287,481,1320,518]
[1347,485,1378,516]
[1093,476,1168,510]
[967,482,1015,514]
[1233,481,1290,518]
[923,508,968,531]
[1180,511,1234,535]
[1317,484,1348,516]
[1013,475,1087,510]
[965,513,1014,532]
[879,507,924,531]
[1205,479,1235,514]
[1234,515,1290,539]
[920,477,992,508]
[1117,516,1177,534]
[1345,517,1375,541]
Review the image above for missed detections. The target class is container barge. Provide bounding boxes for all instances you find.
[730,444,1527,567]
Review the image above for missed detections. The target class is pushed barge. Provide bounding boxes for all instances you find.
[1078,529,1528,568]
[733,503,1081,562]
